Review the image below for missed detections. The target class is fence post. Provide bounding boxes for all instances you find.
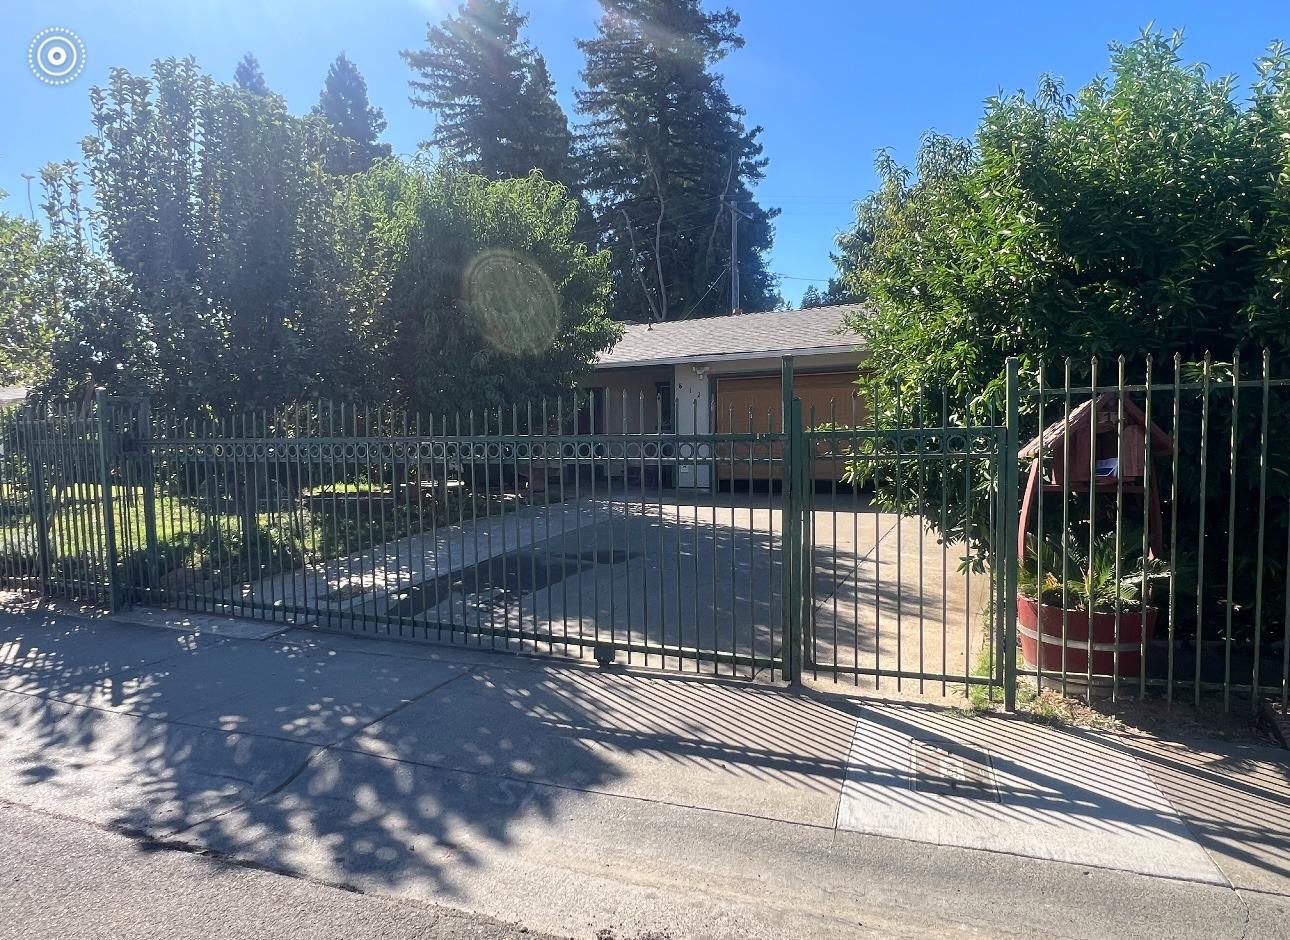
[794,397,814,676]
[1003,358,1021,710]
[23,415,53,598]
[781,357,803,685]
[94,390,121,612]
[138,398,160,602]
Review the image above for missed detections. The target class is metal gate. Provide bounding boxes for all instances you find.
[122,394,794,680]
[0,367,1017,701]
[786,358,1017,704]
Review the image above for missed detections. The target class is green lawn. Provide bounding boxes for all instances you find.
[1,478,525,594]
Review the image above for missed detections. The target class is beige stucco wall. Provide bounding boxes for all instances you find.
[577,364,673,434]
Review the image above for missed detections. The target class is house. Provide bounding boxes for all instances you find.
[580,304,866,487]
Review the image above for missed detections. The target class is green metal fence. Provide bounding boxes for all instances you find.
[1,353,1286,713]
[0,393,132,607]
[1018,353,1290,714]
[797,372,1015,702]
[121,392,796,680]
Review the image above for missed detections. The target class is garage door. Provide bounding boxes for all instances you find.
[714,372,865,481]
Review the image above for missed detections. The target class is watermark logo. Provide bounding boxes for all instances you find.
[29,28,86,86]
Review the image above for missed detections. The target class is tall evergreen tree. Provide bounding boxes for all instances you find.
[313,53,392,174]
[517,54,579,191]
[577,0,779,321]
[234,53,270,95]
[401,0,581,193]
[799,273,858,309]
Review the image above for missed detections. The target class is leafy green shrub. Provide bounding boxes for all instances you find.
[1019,528,1169,614]
[830,31,1290,651]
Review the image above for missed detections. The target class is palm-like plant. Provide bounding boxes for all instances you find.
[1018,527,1169,613]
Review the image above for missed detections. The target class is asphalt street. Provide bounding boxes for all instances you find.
[0,800,559,940]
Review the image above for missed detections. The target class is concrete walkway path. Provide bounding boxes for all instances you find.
[0,598,1285,938]
[218,491,984,690]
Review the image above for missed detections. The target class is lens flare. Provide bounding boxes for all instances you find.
[462,249,561,357]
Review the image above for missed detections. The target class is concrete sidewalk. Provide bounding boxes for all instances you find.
[0,600,1286,938]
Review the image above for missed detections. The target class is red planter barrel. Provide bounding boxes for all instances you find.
[1017,595,1157,680]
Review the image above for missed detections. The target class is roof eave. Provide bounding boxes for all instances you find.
[593,342,863,371]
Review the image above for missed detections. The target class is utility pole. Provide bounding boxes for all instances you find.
[728,199,751,315]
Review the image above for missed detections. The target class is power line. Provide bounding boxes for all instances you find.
[568,204,738,246]
[678,265,731,320]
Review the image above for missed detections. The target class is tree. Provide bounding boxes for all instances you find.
[576,0,779,321]
[52,57,332,412]
[34,58,616,417]
[33,164,151,404]
[837,33,1290,397]
[516,54,579,193]
[234,52,270,95]
[800,278,857,309]
[831,30,1290,650]
[327,160,619,416]
[0,199,46,386]
[313,53,392,174]
[402,0,581,193]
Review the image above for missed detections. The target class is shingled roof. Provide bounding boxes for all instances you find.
[594,304,865,369]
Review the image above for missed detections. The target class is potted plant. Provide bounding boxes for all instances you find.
[1017,528,1169,685]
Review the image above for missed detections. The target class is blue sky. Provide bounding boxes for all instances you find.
[3,1,1286,305]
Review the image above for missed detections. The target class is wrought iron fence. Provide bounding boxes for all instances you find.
[1018,352,1290,714]
[1,353,1286,715]
[122,395,794,680]
[801,392,1011,698]
[0,393,128,605]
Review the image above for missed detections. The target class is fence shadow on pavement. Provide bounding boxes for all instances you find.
[6,599,1281,900]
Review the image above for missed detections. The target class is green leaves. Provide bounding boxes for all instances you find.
[1018,528,1170,614]
[32,58,616,418]
[66,57,334,412]
[0,206,45,386]
[313,54,392,175]
[402,0,581,195]
[576,0,779,319]
[838,29,1290,392]
[328,160,618,416]
[830,29,1290,645]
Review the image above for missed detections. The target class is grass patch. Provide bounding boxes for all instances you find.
[1,478,534,597]
[960,641,1123,732]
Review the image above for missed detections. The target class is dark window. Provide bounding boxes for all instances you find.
[655,382,673,432]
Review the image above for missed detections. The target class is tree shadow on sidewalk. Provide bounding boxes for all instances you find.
[0,606,629,898]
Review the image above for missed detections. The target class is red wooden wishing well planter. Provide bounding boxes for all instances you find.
[1016,393,1173,683]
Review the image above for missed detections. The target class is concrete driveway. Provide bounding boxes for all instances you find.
[230,490,985,694]
[0,600,1285,939]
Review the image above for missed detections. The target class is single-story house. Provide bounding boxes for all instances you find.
[579,304,866,487]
